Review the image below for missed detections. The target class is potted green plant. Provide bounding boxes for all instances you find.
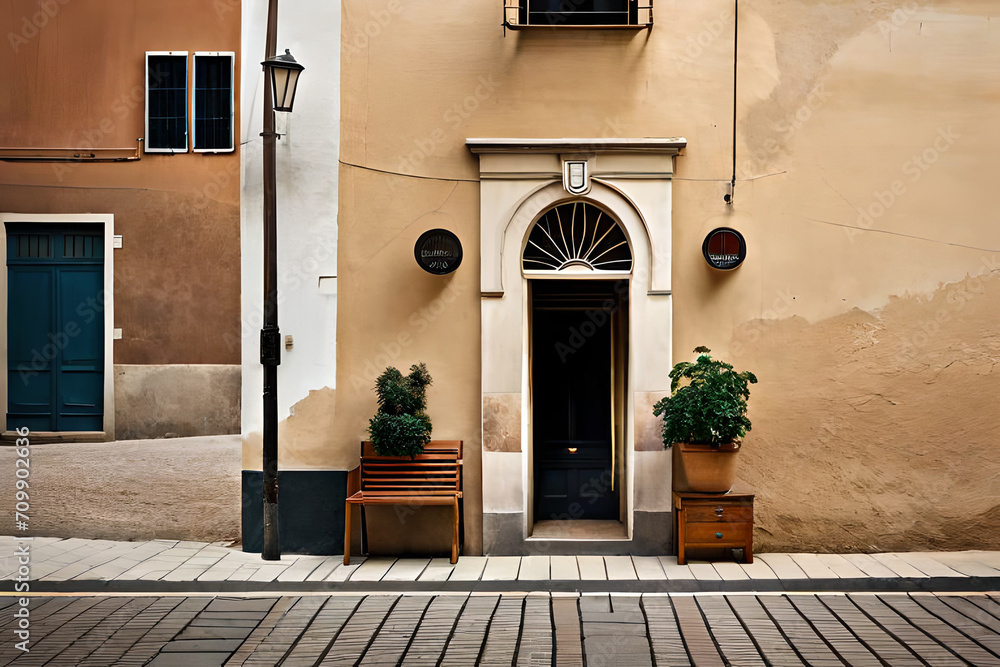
[652,347,758,493]
[367,363,433,457]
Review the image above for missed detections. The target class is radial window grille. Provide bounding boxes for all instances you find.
[522,201,632,273]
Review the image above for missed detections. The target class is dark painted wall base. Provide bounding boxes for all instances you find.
[483,510,672,555]
[633,510,673,555]
[242,470,347,555]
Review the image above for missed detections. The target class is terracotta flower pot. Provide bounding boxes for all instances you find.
[672,441,741,493]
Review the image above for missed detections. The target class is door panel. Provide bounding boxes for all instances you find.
[57,267,104,430]
[7,267,55,431]
[532,280,623,521]
[7,224,104,432]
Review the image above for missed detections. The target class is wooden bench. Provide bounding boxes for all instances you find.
[344,440,463,565]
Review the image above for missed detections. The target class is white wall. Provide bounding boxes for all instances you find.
[241,0,341,445]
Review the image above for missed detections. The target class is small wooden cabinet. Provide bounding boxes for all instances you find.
[673,490,754,565]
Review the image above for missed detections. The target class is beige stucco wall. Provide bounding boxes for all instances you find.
[333,0,1000,553]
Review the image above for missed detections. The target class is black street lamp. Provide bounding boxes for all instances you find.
[259,0,303,561]
[263,50,304,113]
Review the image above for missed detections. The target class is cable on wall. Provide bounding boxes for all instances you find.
[725,0,738,205]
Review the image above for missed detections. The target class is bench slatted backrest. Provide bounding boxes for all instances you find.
[360,441,462,498]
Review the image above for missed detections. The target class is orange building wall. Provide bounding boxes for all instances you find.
[0,0,242,439]
[0,0,241,366]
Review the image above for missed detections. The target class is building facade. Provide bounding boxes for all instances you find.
[0,1,242,441]
[252,0,1000,556]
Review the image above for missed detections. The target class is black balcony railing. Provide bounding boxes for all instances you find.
[504,0,653,29]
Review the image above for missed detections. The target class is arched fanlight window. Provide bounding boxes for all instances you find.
[522,201,632,274]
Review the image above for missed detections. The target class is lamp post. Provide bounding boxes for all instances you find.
[259,0,303,561]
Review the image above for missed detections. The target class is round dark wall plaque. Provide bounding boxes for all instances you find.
[415,228,463,275]
[702,227,746,270]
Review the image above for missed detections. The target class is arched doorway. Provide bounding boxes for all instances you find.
[524,201,631,530]
[469,138,682,554]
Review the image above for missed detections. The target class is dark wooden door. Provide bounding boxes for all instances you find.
[532,280,623,521]
[7,224,104,432]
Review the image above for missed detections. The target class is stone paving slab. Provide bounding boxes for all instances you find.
[147,653,229,667]
[189,618,261,628]
[604,555,638,580]
[816,553,868,578]
[205,598,278,613]
[447,556,486,581]
[725,594,803,666]
[177,625,256,640]
[5,536,1000,596]
[577,555,608,580]
[399,594,465,666]
[843,553,900,578]
[161,638,244,652]
[481,555,520,581]
[712,561,749,581]
[415,557,455,582]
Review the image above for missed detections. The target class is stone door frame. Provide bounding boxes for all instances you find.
[468,138,685,554]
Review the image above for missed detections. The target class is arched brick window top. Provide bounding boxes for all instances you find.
[522,201,632,275]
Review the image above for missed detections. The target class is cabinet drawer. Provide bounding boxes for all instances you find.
[684,504,753,523]
[685,521,751,544]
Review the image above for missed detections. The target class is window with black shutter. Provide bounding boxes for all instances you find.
[503,0,652,28]
[145,52,188,152]
[193,53,235,152]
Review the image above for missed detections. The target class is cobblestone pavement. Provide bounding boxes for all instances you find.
[1,592,999,666]
[0,436,241,544]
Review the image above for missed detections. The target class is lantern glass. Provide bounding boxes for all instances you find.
[272,67,299,111]
[262,49,304,113]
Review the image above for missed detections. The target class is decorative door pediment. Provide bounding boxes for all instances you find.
[467,137,685,296]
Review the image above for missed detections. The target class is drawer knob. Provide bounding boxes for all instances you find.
[715,507,724,515]
[715,532,723,539]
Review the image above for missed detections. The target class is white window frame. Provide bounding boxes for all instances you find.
[192,52,236,154]
[144,51,189,154]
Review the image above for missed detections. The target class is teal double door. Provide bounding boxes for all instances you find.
[7,224,105,432]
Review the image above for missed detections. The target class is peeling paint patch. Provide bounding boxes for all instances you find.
[483,393,520,452]
[243,387,339,470]
[732,268,1000,552]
